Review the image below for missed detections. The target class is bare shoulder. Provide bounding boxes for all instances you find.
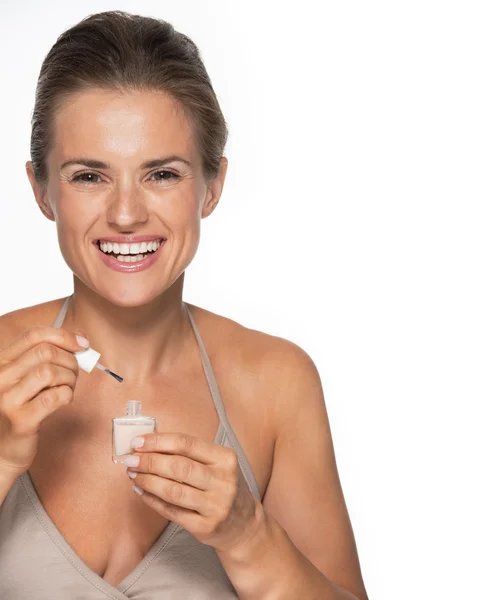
[185,302,312,387]
[0,297,67,347]
[185,301,311,359]
[185,302,317,432]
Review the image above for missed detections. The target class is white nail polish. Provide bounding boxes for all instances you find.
[112,400,156,464]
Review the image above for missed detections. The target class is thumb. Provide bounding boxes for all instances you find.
[74,328,89,341]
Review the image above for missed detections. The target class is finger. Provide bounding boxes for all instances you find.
[0,341,79,400]
[131,432,223,466]
[74,328,88,339]
[129,471,205,513]
[0,326,88,368]
[131,483,201,530]
[127,452,214,490]
[16,384,75,432]
[3,363,77,412]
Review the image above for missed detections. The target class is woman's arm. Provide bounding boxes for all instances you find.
[216,339,369,600]
[216,502,363,600]
[0,315,21,507]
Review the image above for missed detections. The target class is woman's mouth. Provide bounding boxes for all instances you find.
[93,238,167,272]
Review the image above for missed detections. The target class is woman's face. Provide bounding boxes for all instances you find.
[26,88,227,306]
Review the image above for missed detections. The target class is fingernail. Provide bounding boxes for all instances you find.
[131,437,144,448]
[76,335,90,348]
[133,484,143,495]
[124,455,139,467]
[127,470,137,479]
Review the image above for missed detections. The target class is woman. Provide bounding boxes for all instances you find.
[0,10,368,600]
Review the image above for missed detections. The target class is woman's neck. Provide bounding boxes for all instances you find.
[66,277,192,384]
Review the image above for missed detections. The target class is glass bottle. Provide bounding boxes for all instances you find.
[112,400,157,464]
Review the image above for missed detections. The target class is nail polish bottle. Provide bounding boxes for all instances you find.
[112,400,157,464]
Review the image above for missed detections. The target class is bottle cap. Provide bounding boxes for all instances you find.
[126,400,142,416]
[74,347,101,373]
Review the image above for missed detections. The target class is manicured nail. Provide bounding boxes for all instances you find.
[76,335,90,348]
[133,484,143,495]
[124,455,139,467]
[131,437,144,448]
[127,469,137,479]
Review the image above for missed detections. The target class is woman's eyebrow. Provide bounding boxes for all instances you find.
[59,155,192,170]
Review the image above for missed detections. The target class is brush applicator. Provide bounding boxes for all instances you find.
[73,346,123,383]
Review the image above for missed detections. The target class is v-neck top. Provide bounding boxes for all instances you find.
[0,295,261,599]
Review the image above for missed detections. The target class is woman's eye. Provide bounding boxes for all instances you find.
[72,172,101,184]
[150,169,179,182]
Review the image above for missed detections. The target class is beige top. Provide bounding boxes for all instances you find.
[0,295,261,599]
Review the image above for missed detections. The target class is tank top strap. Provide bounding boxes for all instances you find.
[184,303,261,501]
[183,303,232,431]
[53,295,72,328]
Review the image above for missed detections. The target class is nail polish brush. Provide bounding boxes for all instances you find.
[73,346,123,382]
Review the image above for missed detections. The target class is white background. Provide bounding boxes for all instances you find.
[0,2,499,599]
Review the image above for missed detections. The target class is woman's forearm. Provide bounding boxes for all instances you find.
[216,501,361,600]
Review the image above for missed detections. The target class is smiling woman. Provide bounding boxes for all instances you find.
[26,65,223,304]
[0,9,368,600]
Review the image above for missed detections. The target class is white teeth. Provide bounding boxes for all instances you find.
[98,239,163,254]
[117,254,145,262]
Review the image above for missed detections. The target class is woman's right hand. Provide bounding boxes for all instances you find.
[0,326,89,479]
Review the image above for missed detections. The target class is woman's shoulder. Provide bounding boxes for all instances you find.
[188,303,320,468]
[0,297,66,347]
[187,302,318,395]
[187,302,310,356]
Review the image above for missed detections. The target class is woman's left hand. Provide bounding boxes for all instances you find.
[123,431,263,553]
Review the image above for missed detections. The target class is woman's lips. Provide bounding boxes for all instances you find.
[94,234,166,244]
[93,240,166,273]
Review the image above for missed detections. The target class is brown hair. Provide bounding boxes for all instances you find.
[30,10,229,188]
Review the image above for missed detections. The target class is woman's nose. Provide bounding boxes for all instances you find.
[106,186,149,227]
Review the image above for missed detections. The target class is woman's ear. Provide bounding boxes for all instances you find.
[201,157,228,219]
[25,160,55,222]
